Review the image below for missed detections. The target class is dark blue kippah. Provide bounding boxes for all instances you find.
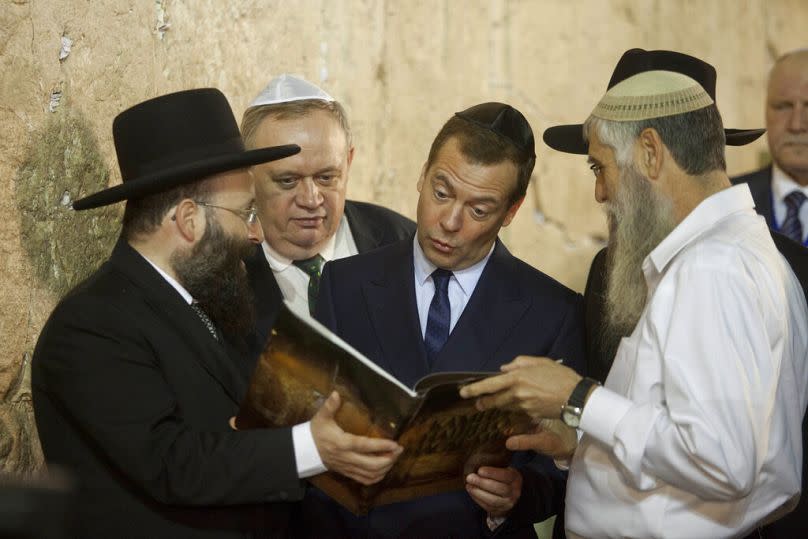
[454,102,536,158]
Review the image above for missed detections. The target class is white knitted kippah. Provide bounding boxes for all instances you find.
[591,70,714,122]
[247,74,334,109]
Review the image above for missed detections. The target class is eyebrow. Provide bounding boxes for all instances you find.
[431,174,500,206]
[271,166,342,178]
[587,156,602,166]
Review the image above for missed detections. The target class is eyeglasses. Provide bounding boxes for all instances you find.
[194,201,259,227]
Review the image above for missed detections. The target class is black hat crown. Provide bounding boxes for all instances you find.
[542,48,765,155]
[72,88,299,210]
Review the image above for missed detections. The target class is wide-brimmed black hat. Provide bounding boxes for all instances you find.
[542,49,766,155]
[72,88,300,210]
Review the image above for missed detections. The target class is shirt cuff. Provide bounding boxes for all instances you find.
[292,421,327,478]
[578,386,633,445]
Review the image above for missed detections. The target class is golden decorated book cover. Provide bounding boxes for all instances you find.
[235,301,532,515]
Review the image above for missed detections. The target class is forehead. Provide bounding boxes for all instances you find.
[769,54,808,94]
[428,137,518,192]
[253,109,348,150]
[587,130,616,164]
[209,168,255,199]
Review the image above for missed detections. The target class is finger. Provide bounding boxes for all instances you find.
[465,473,511,498]
[314,391,341,421]
[476,466,519,482]
[500,355,554,372]
[465,483,510,511]
[506,432,560,453]
[228,416,238,430]
[474,390,517,412]
[459,374,515,399]
[343,432,403,454]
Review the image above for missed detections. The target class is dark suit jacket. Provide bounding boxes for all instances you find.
[32,239,305,539]
[305,238,585,539]
[244,200,415,363]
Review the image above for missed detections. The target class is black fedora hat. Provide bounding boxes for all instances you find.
[542,49,766,155]
[72,88,300,210]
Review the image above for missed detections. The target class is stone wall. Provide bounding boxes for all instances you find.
[1,0,806,474]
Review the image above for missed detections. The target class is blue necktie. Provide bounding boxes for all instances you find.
[781,191,807,244]
[424,269,452,366]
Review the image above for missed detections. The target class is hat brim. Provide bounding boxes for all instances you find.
[72,144,300,211]
[543,124,766,155]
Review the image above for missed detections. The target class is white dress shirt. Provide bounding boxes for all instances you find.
[141,252,324,479]
[262,214,359,318]
[412,236,494,337]
[566,185,808,539]
[771,164,808,243]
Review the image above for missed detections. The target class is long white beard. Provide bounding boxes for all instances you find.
[600,164,676,359]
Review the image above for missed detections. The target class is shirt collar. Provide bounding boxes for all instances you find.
[771,163,808,202]
[412,235,495,295]
[262,216,343,270]
[139,251,194,305]
[646,184,755,277]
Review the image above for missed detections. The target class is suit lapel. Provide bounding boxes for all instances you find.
[110,240,245,404]
[361,241,430,387]
[344,200,383,252]
[432,240,531,373]
[245,244,284,350]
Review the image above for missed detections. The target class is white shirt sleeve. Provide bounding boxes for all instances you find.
[580,265,775,500]
[292,421,327,478]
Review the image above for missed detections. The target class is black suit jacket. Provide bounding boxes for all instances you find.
[245,200,415,363]
[306,238,585,539]
[32,239,305,538]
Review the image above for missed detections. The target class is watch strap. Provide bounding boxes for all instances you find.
[567,377,601,410]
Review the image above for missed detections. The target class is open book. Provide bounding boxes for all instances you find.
[235,301,533,515]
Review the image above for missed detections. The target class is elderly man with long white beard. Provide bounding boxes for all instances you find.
[461,55,808,538]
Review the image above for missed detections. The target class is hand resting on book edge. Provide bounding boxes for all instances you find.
[231,391,403,486]
[310,391,404,485]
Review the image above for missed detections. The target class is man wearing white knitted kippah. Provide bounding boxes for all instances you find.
[240,74,415,359]
[461,56,808,538]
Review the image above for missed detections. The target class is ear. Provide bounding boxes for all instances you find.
[501,196,525,227]
[346,145,355,168]
[636,128,664,180]
[172,198,204,243]
[416,163,428,192]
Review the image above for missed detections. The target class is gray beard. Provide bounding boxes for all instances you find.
[600,164,676,362]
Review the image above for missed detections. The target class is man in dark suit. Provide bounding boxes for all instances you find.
[733,49,808,245]
[31,89,402,538]
[240,75,414,359]
[306,102,585,538]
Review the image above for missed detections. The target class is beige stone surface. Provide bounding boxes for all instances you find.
[1,0,806,479]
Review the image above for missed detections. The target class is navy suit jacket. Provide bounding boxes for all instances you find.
[305,238,585,539]
[244,200,414,365]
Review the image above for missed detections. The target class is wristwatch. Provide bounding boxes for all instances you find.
[560,377,601,428]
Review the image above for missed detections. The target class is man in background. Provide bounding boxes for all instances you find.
[241,75,414,358]
[734,49,808,246]
[312,102,585,538]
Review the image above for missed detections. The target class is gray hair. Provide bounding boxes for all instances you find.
[583,104,727,175]
[241,98,352,150]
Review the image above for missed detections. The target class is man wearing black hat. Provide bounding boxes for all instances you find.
[302,103,585,538]
[31,88,402,539]
[461,55,808,538]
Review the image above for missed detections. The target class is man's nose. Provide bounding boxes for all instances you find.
[296,178,323,209]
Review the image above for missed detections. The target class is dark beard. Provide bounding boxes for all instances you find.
[600,164,675,360]
[171,215,256,342]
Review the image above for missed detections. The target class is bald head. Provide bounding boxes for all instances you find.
[766,49,808,185]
